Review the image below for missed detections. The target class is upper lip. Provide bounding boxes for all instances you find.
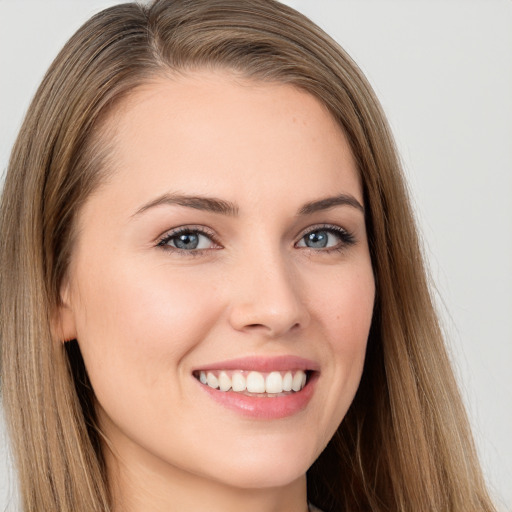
[193,355,320,373]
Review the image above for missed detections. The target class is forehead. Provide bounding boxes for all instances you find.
[89,71,361,214]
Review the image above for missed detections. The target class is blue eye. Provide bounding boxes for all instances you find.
[158,229,216,251]
[303,230,331,249]
[296,226,354,250]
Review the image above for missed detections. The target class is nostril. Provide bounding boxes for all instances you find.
[242,321,301,336]
[227,292,310,336]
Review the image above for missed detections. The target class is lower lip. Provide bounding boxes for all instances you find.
[196,373,318,420]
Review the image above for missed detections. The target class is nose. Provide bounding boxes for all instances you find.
[227,248,310,338]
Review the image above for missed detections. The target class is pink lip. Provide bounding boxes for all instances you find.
[193,355,320,420]
[193,355,320,373]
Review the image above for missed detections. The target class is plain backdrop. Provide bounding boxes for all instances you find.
[0,1,511,510]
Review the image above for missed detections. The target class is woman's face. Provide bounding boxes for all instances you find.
[59,72,375,492]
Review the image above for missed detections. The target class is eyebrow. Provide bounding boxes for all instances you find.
[133,192,364,218]
[298,194,365,215]
[133,193,239,217]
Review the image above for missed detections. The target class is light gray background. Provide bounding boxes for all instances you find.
[1,1,511,510]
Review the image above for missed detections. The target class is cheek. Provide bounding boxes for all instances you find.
[334,272,374,373]
[311,261,375,349]
[71,257,222,396]
[307,262,374,418]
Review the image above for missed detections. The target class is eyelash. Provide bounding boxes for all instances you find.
[297,224,356,253]
[156,224,356,256]
[156,226,221,256]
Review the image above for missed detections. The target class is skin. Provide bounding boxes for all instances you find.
[58,71,375,512]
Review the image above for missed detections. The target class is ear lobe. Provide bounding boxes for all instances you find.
[52,282,78,343]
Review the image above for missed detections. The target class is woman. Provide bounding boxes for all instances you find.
[0,0,497,511]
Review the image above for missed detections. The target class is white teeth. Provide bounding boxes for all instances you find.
[218,371,231,392]
[265,371,283,394]
[291,371,304,392]
[198,369,308,394]
[246,371,266,393]
[231,371,246,392]
[282,371,293,391]
[206,372,218,389]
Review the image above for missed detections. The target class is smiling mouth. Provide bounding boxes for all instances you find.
[193,369,312,396]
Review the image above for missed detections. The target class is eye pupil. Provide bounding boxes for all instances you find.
[174,232,199,250]
[305,231,328,248]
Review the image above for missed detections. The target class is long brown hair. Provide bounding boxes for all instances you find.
[0,1,495,510]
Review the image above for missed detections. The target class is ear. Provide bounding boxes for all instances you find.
[52,279,78,343]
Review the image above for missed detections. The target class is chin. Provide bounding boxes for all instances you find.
[212,462,306,490]
[196,435,319,489]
